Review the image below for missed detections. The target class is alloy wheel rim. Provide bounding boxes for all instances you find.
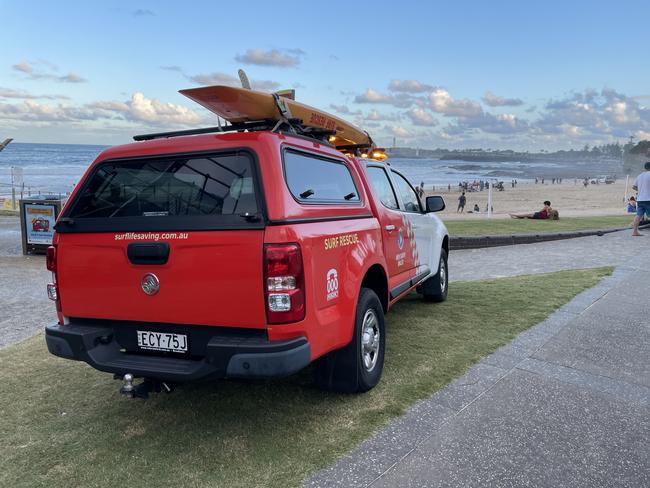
[361,308,380,372]
[440,258,447,292]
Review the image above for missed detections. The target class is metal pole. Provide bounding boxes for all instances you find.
[20,182,24,201]
[623,174,629,202]
[10,166,16,210]
[487,182,493,218]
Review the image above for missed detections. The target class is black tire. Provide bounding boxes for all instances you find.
[313,288,385,393]
[421,249,448,302]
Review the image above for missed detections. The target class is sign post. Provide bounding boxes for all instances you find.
[10,167,23,210]
[487,182,493,218]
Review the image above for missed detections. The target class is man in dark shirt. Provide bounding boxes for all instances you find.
[457,192,466,213]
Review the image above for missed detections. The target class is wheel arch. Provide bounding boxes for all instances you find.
[361,263,389,313]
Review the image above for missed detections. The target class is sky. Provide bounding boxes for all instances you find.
[1,0,649,150]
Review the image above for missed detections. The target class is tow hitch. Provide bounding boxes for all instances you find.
[118,374,174,399]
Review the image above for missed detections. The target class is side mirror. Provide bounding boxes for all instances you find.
[426,196,445,213]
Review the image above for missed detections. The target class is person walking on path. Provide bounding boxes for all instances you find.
[631,162,650,236]
[457,192,466,213]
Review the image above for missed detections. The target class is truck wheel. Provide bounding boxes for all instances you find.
[313,288,385,393]
[421,249,448,302]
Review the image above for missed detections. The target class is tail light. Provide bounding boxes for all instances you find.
[46,245,62,312]
[264,243,305,324]
[46,246,56,272]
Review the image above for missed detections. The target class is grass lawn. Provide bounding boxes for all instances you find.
[445,215,633,236]
[0,267,612,488]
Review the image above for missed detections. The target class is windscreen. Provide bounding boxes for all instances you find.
[68,153,258,219]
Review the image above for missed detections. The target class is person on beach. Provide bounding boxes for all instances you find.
[627,196,637,214]
[457,192,466,213]
[509,201,552,219]
[631,162,650,237]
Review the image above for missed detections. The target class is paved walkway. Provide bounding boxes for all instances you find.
[306,251,649,487]
[0,216,55,349]
[449,228,646,282]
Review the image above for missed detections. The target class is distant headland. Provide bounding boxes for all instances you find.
[386,143,624,165]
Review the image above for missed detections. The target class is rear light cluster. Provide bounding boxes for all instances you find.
[46,245,61,312]
[264,244,305,324]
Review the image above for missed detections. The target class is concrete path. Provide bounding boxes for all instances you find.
[449,228,646,282]
[0,216,55,349]
[306,251,649,487]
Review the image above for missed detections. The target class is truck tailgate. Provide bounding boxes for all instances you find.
[56,230,266,328]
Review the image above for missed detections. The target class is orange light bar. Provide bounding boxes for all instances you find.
[370,148,388,161]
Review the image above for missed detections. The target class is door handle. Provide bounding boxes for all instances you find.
[385,225,395,232]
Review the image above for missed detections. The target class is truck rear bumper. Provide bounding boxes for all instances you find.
[45,322,310,382]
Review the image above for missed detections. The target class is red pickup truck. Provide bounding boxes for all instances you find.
[45,128,448,395]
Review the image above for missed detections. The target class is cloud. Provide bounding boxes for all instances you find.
[355,88,392,104]
[365,109,383,121]
[93,92,204,125]
[441,112,528,136]
[252,79,282,91]
[235,48,302,68]
[0,93,204,127]
[389,126,413,138]
[329,104,361,116]
[186,72,280,91]
[429,88,483,117]
[59,73,86,83]
[12,62,33,74]
[407,108,437,126]
[187,72,239,86]
[133,9,155,16]
[358,110,401,123]
[0,100,99,122]
[160,65,183,72]
[354,88,417,108]
[482,91,524,107]
[12,61,87,83]
[388,79,434,93]
[535,89,650,138]
[0,87,70,100]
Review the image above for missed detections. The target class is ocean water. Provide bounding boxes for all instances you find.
[0,143,107,198]
[0,142,542,198]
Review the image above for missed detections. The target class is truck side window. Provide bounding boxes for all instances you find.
[284,150,360,203]
[391,171,422,213]
[366,166,399,210]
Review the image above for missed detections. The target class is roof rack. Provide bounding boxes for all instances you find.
[133,118,340,144]
[133,120,275,141]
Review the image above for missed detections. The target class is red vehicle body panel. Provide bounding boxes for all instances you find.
[50,130,439,372]
[56,230,267,328]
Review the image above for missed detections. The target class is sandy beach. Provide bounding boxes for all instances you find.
[430,180,634,220]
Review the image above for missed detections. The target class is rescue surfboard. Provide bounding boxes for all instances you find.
[179,85,373,149]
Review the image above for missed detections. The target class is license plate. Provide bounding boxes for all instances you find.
[137,331,188,353]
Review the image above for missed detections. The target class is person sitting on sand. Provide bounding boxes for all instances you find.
[509,201,552,219]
